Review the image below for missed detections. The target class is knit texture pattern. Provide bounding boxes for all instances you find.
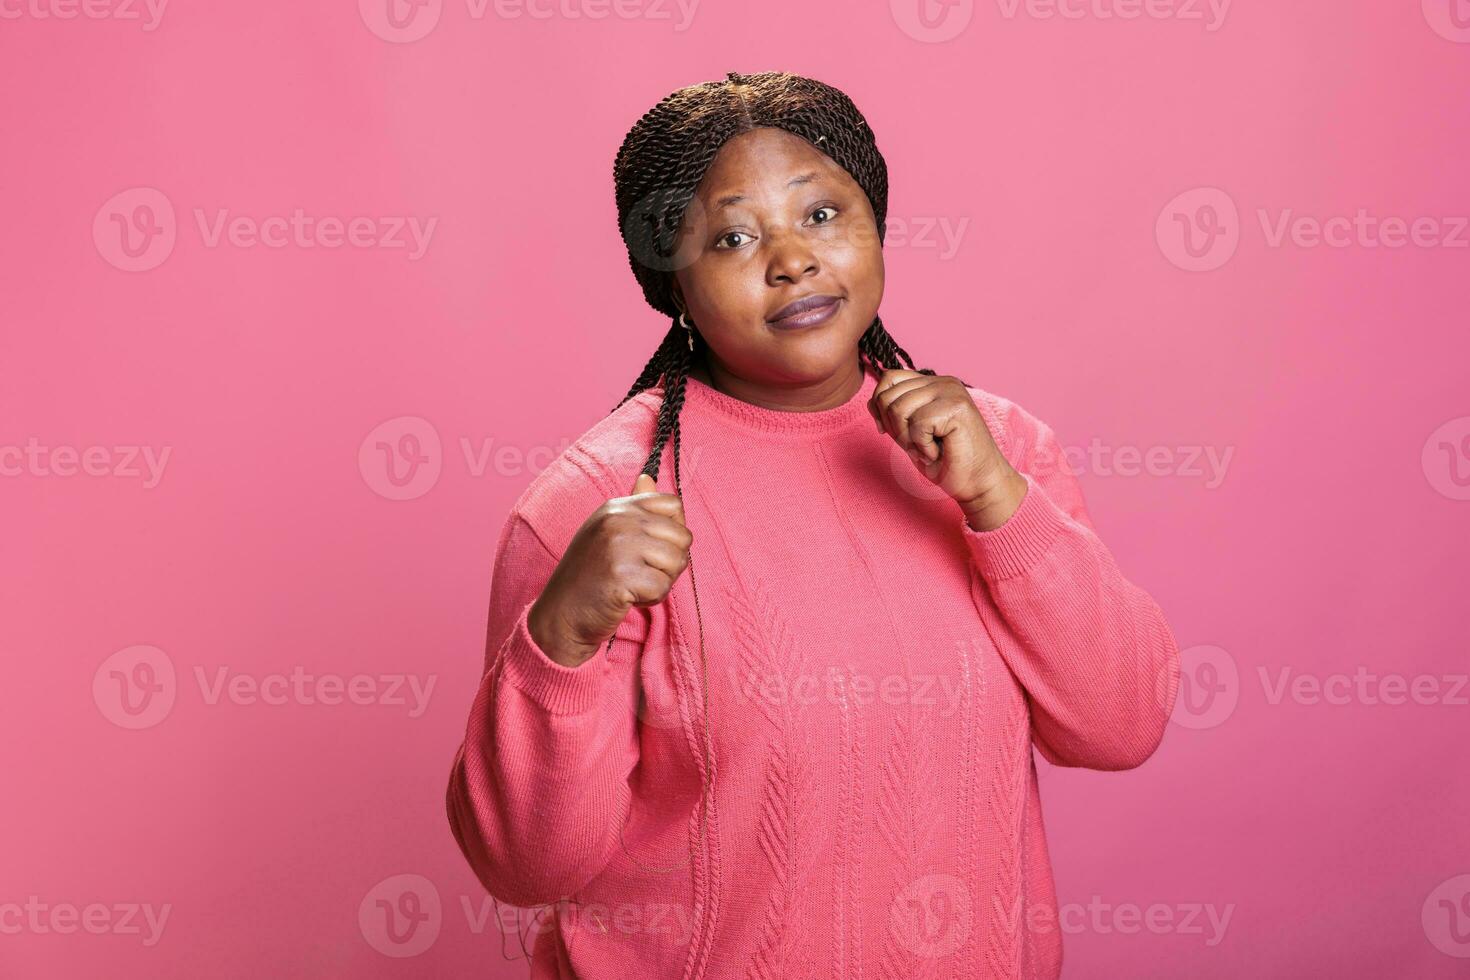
[446,370,1182,980]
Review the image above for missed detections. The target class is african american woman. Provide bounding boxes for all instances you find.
[446,70,1182,980]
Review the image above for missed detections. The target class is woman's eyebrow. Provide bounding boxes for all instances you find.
[713,171,823,210]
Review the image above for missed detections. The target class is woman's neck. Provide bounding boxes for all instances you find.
[684,356,868,414]
[687,359,714,388]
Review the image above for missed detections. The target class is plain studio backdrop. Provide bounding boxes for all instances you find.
[2,1,1467,977]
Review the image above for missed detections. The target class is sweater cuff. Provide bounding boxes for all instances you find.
[500,598,609,716]
[960,471,1072,582]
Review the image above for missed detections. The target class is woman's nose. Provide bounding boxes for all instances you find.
[764,229,821,284]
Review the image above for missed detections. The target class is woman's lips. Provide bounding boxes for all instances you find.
[768,296,842,330]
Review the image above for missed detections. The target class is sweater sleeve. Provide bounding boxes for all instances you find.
[959,394,1182,771]
[445,506,645,908]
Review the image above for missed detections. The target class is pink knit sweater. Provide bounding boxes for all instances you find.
[446,368,1181,980]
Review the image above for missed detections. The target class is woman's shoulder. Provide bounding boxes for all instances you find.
[508,386,665,549]
[958,381,1058,467]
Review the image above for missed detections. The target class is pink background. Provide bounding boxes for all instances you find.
[3,1,1467,976]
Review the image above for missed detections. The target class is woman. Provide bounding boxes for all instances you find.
[446,70,1181,980]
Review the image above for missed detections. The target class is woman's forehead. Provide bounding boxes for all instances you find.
[696,129,849,202]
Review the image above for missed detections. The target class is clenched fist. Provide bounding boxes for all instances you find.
[527,472,693,667]
[867,369,1029,531]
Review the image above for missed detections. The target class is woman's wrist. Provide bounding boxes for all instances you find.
[959,467,1029,532]
[527,596,601,668]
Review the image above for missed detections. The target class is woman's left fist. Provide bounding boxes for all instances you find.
[867,369,1028,530]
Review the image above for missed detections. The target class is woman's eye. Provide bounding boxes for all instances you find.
[715,210,836,248]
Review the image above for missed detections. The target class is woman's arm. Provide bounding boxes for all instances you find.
[960,392,1182,771]
[445,507,645,908]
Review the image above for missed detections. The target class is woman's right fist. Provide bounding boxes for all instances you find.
[527,472,693,667]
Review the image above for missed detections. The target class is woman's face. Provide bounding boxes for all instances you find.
[670,126,885,389]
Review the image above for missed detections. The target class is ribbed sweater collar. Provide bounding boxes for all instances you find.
[674,369,879,438]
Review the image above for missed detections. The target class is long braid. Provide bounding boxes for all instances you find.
[602,314,712,879]
[858,313,971,387]
[616,317,689,409]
